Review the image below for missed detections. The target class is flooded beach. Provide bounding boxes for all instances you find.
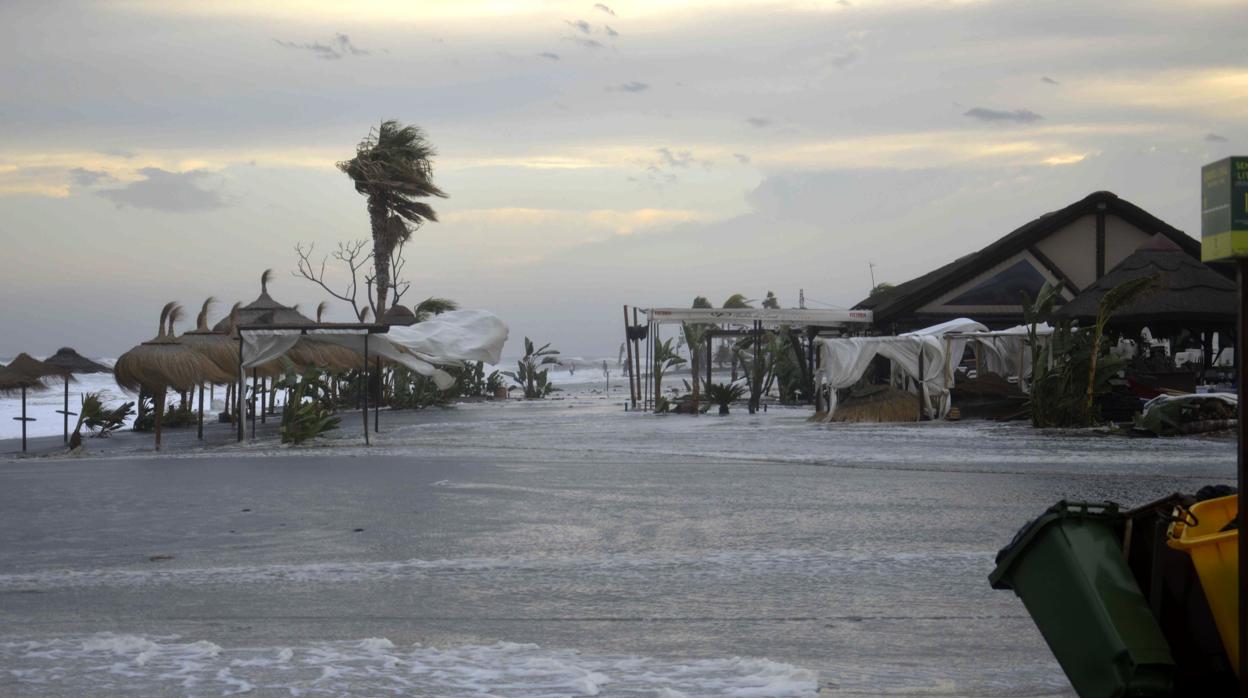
[0,394,1234,696]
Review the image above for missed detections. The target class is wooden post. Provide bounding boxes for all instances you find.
[705,332,713,388]
[153,389,165,451]
[374,356,380,433]
[917,344,925,422]
[62,376,69,443]
[259,377,266,424]
[20,385,27,453]
[197,384,205,440]
[250,369,258,439]
[623,305,636,408]
[363,333,370,446]
[632,308,643,409]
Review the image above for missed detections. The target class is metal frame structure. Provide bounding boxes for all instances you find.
[235,322,388,444]
[623,306,874,413]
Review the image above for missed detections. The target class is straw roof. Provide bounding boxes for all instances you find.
[213,269,316,331]
[115,303,235,392]
[179,297,244,376]
[381,304,418,326]
[8,352,66,379]
[0,365,51,395]
[43,347,110,374]
[1053,235,1236,329]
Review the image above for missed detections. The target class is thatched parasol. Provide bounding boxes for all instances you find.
[179,298,242,375]
[115,303,234,449]
[0,359,54,453]
[42,347,111,445]
[213,269,316,331]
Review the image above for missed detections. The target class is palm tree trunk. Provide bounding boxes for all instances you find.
[368,198,391,313]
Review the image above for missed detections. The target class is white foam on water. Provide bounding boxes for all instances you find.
[0,634,819,697]
[0,548,993,591]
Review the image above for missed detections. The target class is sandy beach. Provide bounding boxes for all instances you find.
[0,386,1234,696]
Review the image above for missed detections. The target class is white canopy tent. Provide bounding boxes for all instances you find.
[236,309,508,442]
[815,318,1054,421]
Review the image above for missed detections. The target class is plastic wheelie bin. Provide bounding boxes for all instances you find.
[989,501,1174,697]
[1167,493,1240,676]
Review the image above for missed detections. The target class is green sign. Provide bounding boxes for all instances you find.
[1201,156,1248,261]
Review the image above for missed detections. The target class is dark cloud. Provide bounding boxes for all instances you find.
[96,168,227,212]
[830,50,858,68]
[1206,133,1229,143]
[274,33,370,60]
[566,19,592,34]
[594,3,616,16]
[568,37,605,49]
[746,117,773,128]
[963,107,1043,124]
[1041,76,1060,85]
[733,153,751,164]
[538,52,561,61]
[69,168,111,187]
[605,25,619,37]
[609,81,649,93]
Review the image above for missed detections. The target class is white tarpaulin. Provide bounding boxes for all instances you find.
[241,310,509,391]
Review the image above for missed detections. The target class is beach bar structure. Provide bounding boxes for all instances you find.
[624,306,873,412]
[236,309,507,444]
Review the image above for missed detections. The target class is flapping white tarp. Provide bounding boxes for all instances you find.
[815,319,1054,421]
[241,310,509,390]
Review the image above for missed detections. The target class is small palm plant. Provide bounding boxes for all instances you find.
[504,337,561,398]
[652,337,686,407]
[705,381,746,415]
[69,393,135,449]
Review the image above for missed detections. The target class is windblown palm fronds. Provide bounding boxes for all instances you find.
[413,297,458,322]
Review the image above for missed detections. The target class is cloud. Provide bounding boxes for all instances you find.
[1041,76,1060,85]
[830,50,858,68]
[96,168,227,212]
[609,81,649,93]
[69,168,111,187]
[656,147,694,168]
[568,37,605,49]
[538,52,561,60]
[837,0,851,5]
[746,117,773,128]
[605,25,619,37]
[566,19,591,34]
[1206,132,1229,142]
[733,153,751,164]
[963,107,1043,124]
[594,3,616,16]
[274,33,370,60]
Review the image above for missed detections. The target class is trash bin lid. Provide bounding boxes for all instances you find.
[989,500,1121,590]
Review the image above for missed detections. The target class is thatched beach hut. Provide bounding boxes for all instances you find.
[42,347,110,444]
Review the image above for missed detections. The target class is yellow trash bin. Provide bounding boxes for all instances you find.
[1167,494,1239,675]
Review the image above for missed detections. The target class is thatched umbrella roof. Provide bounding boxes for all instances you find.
[115,303,235,392]
[1054,235,1236,329]
[0,364,51,395]
[8,353,66,379]
[43,347,110,374]
[381,304,418,326]
[213,269,315,331]
[179,298,244,377]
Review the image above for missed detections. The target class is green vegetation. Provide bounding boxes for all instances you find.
[504,337,561,398]
[1025,276,1158,428]
[275,364,341,444]
[705,381,746,415]
[651,337,686,408]
[69,393,134,449]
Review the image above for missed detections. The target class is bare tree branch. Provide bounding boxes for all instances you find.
[293,240,373,321]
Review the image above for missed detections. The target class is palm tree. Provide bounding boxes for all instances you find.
[722,294,752,381]
[413,297,459,322]
[338,120,447,314]
[682,296,712,411]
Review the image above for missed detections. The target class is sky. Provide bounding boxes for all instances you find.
[1,0,1245,360]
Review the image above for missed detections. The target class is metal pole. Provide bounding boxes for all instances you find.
[237,336,245,442]
[374,357,380,433]
[623,305,637,408]
[1238,259,1246,689]
[705,332,713,388]
[917,344,925,422]
[259,377,266,424]
[63,376,69,443]
[197,384,205,440]
[363,333,370,446]
[21,385,27,453]
[632,308,643,409]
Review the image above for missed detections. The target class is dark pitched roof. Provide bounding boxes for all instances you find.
[1053,234,1236,327]
[854,191,1200,325]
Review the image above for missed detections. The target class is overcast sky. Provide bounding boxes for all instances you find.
[1,0,1245,359]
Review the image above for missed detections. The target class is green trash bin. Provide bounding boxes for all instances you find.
[989,501,1174,698]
